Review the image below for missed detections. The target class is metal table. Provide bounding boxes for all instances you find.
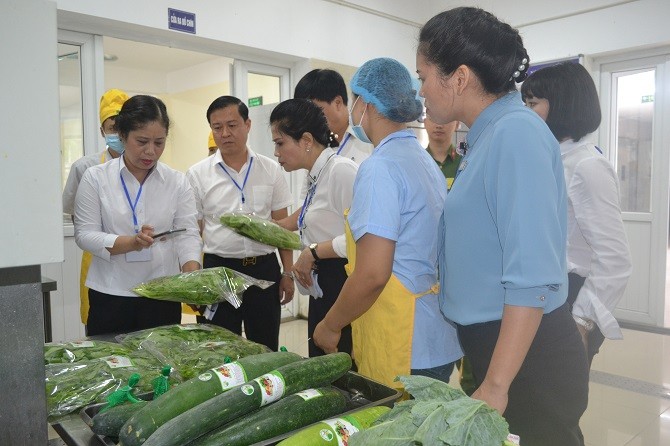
[51,414,103,446]
[42,276,57,342]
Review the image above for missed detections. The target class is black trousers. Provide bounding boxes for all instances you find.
[567,272,607,367]
[457,303,589,446]
[197,253,282,351]
[307,258,353,358]
[87,289,181,336]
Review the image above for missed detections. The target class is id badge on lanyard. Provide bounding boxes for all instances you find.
[120,164,153,262]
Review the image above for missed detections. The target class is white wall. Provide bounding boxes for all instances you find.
[55,0,421,70]
[519,0,670,63]
[56,0,670,80]
[0,0,63,268]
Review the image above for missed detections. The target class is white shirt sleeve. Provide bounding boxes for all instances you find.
[186,167,204,221]
[332,234,347,258]
[73,169,117,261]
[569,156,632,338]
[63,155,98,215]
[173,175,204,267]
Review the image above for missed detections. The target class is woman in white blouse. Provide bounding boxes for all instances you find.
[74,95,202,336]
[522,62,633,366]
[270,98,358,357]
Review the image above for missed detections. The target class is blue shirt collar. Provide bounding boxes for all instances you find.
[373,128,416,154]
[466,91,522,148]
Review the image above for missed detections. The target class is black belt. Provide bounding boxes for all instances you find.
[206,252,276,267]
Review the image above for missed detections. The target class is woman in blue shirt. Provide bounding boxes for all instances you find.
[313,57,462,389]
[417,7,589,445]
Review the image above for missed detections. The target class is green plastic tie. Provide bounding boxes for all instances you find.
[223,356,232,364]
[101,373,142,411]
[152,365,172,397]
[279,346,288,352]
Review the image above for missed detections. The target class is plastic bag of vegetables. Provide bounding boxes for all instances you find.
[44,340,132,365]
[132,266,272,308]
[220,212,302,250]
[45,351,165,419]
[115,324,271,380]
[116,323,246,351]
[139,338,271,381]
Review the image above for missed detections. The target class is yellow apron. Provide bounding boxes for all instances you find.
[344,209,438,390]
[79,252,92,324]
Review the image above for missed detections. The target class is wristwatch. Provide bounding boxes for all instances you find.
[573,315,595,332]
[309,243,320,261]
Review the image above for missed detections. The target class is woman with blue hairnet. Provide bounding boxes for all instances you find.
[313,57,463,389]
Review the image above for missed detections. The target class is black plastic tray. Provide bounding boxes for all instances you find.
[80,370,401,446]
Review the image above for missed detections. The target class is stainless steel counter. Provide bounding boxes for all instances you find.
[51,413,104,446]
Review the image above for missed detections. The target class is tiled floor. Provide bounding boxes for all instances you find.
[277,318,670,446]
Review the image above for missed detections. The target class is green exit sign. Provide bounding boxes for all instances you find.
[642,95,654,103]
[248,96,263,107]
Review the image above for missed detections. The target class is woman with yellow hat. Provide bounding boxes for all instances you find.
[62,88,129,328]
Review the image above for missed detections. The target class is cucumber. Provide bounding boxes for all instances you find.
[90,401,148,438]
[118,351,302,446]
[189,386,347,446]
[142,352,352,446]
[276,405,391,445]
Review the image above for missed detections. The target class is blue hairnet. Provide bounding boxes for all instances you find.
[350,58,423,123]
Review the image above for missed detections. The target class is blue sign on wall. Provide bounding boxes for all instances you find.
[168,8,196,34]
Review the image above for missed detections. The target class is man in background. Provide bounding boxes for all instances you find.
[424,115,460,191]
[276,69,373,232]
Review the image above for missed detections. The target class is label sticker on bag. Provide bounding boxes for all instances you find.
[199,341,227,348]
[213,363,247,390]
[178,324,211,331]
[254,371,285,406]
[101,355,133,369]
[69,340,95,348]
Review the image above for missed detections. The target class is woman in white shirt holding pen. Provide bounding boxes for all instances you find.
[74,95,202,336]
[270,98,358,357]
[522,62,632,366]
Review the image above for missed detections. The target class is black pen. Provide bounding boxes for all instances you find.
[153,228,186,238]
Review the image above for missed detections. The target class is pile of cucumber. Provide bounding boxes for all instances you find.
[90,350,390,446]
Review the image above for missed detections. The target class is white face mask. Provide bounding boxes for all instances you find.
[348,97,372,144]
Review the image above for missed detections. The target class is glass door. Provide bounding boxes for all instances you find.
[232,61,301,319]
[57,30,100,223]
[599,52,670,328]
[58,42,84,193]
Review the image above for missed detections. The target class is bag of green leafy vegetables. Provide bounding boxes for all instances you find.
[140,338,271,381]
[133,266,272,308]
[45,351,164,419]
[44,340,132,365]
[220,212,302,250]
[115,324,271,381]
[116,323,244,350]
